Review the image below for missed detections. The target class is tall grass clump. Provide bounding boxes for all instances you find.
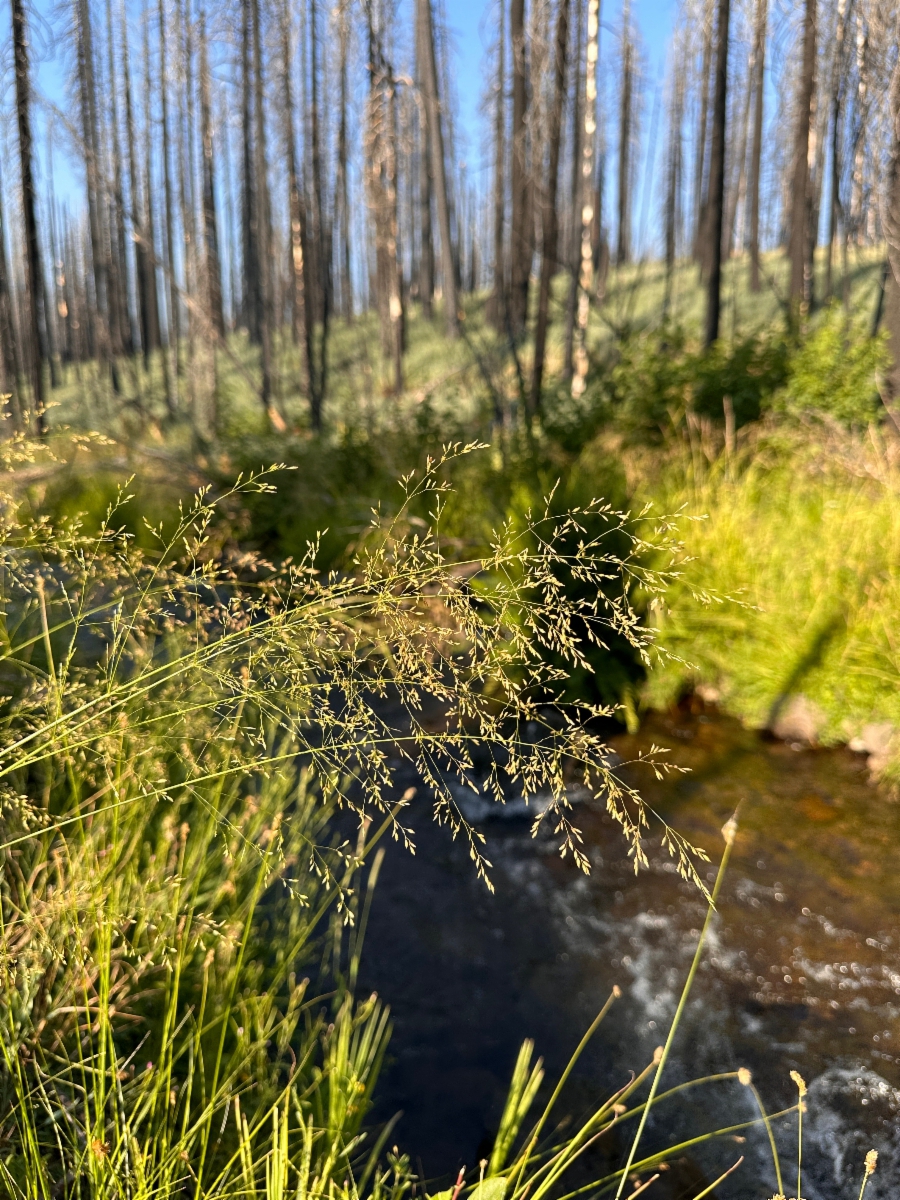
[635,416,900,768]
[0,434,710,1194]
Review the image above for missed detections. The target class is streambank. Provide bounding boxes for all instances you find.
[624,424,900,783]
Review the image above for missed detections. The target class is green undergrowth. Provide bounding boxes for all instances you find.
[632,420,900,775]
[18,250,900,773]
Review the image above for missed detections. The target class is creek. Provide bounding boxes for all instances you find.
[359,707,900,1200]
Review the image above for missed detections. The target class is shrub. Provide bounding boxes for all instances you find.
[596,328,790,441]
[771,306,888,425]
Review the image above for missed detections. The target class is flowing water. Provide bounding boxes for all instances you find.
[359,706,900,1200]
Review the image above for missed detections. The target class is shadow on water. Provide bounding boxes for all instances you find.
[358,706,900,1200]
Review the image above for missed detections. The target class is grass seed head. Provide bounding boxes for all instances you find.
[789,1070,807,1097]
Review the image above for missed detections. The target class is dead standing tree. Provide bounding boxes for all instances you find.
[788,0,817,311]
[571,0,600,398]
[879,15,900,399]
[417,0,458,337]
[747,0,768,291]
[617,0,634,266]
[509,0,531,335]
[364,0,405,393]
[703,0,730,346]
[198,10,225,339]
[11,0,47,433]
[278,0,318,425]
[530,0,571,415]
[488,0,505,332]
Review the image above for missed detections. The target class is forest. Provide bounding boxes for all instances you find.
[2,0,900,1192]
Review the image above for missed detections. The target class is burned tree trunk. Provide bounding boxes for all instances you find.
[703,0,730,346]
[563,0,584,378]
[616,4,633,267]
[121,0,157,363]
[0,160,23,424]
[693,0,713,263]
[336,0,353,321]
[488,0,506,332]
[158,0,182,402]
[240,0,260,341]
[106,0,133,357]
[530,0,571,413]
[198,10,225,338]
[364,0,404,391]
[881,50,900,402]
[11,0,47,433]
[76,0,116,386]
[250,0,280,426]
[825,0,849,299]
[664,41,685,318]
[509,0,531,334]
[747,0,768,292]
[279,0,317,425]
[788,0,817,310]
[417,0,459,337]
[416,2,435,320]
[572,0,600,397]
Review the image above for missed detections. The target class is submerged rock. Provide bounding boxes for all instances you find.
[847,721,898,776]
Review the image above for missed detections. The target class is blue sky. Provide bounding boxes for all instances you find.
[11,0,681,250]
[446,0,678,150]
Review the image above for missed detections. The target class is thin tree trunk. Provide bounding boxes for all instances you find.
[703,0,730,347]
[144,8,174,411]
[42,139,63,386]
[724,43,753,257]
[309,0,332,402]
[693,0,713,262]
[198,10,225,338]
[825,0,849,299]
[159,0,182,398]
[509,0,530,334]
[418,0,458,337]
[122,0,153,363]
[563,0,584,378]
[251,0,280,426]
[309,0,327,330]
[664,44,684,318]
[572,0,600,396]
[747,0,767,291]
[178,0,198,380]
[106,0,133,357]
[417,89,435,318]
[849,20,868,252]
[881,55,900,401]
[416,5,435,321]
[12,0,46,434]
[364,0,404,391]
[788,0,817,309]
[76,0,116,388]
[0,160,23,425]
[488,0,505,331]
[336,0,353,321]
[616,5,632,267]
[530,0,571,413]
[280,0,317,425]
[241,0,260,341]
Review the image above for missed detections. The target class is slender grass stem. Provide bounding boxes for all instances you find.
[612,815,738,1200]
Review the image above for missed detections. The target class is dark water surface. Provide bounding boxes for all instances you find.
[358,709,900,1200]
